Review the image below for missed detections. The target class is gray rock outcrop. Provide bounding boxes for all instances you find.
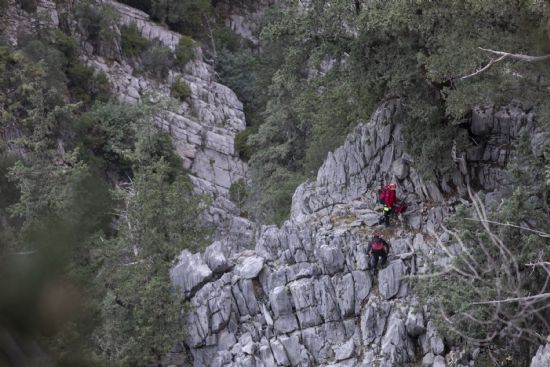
[176,96,545,366]
[531,340,550,367]
[178,101,446,367]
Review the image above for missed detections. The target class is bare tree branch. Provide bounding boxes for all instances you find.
[470,293,550,305]
[458,47,550,80]
[479,47,550,62]
[464,218,550,238]
[459,54,507,80]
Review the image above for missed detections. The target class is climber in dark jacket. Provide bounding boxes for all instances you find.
[367,232,390,275]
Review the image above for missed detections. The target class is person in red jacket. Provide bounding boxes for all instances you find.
[378,183,397,227]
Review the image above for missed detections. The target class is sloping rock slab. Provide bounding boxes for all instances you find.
[170,250,213,298]
[378,260,405,300]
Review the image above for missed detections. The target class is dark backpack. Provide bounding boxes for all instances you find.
[372,239,385,251]
[395,202,408,214]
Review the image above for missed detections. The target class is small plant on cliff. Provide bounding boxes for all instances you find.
[175,35,195,67]
[74,1,119,56]
[170,78,191,101]
[120,21,150,58]
[17,0,38,13]
[229,178,248,213]
[142,43,174,80]
[234,128,253,161]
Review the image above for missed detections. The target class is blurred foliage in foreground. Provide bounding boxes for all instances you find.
[0,14,211,366]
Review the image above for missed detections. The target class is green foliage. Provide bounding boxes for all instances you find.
[175,35,195,66]
[93,159,210,365]
[234,128,253,161]
[246,165,305,225]
[67,63,111,104]
[74,1,119,56]
[151,0,211,35]
[19,37,69,96]
[76,102,181,175]
[0,36,208,366]
[118,0,212,34]
[236,0,550,223]
[215,47,257,105]
[417,142,550,360]
[54,29,79,64]
[229,178,248,212]
[17,0,38,12]
[171,78,191,101]
[120,21,150,58]
[213,28,242,53]
[8,150,90,231]
[142,43,174,79]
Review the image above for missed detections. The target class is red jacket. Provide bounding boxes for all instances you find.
[382,187,397,207]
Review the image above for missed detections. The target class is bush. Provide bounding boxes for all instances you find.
[17,0,38,12]
[74,2,119,56]
[120,22,149,58]
[142,44,174,80]
[229,179,248,212]
[152,0,211,35]
[53,30,79,65]
[235,128,253,161]
[175,35,195,67]
[170,78,191,101]
[67,63,111,104]
[214,28,242,53]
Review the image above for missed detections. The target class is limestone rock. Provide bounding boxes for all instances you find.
[406,308,426,337]
[392,159,409,180]
[334,339,355,361]
[378,260,405,300]
[420,321,445,355]
[204,241,232,273]
[170,250,213,298]
[531,342,550,367]
[237,256,264,279]
[381,314,415,366]
[433,355,446,367]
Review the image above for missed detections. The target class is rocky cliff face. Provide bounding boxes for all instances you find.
[174,100,446,367]
[174,98,548,367]
[214,0,279,46]
[92,0,255,243]
[4,0,255,243]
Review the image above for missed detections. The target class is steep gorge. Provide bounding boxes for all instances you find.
[1,0,549,366]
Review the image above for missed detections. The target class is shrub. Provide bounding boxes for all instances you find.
[120,22,149,58]
[214,28,241,53]
[53,30,79,65]
[175,35,195,67]
[17,0,38,12]
[170,79,191,101]
[74,2,119,56]
[142,44,174,80]
[152,0,211,35]
[67,63,111,104]
[229,178,248,212]
[234,128,253,161]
